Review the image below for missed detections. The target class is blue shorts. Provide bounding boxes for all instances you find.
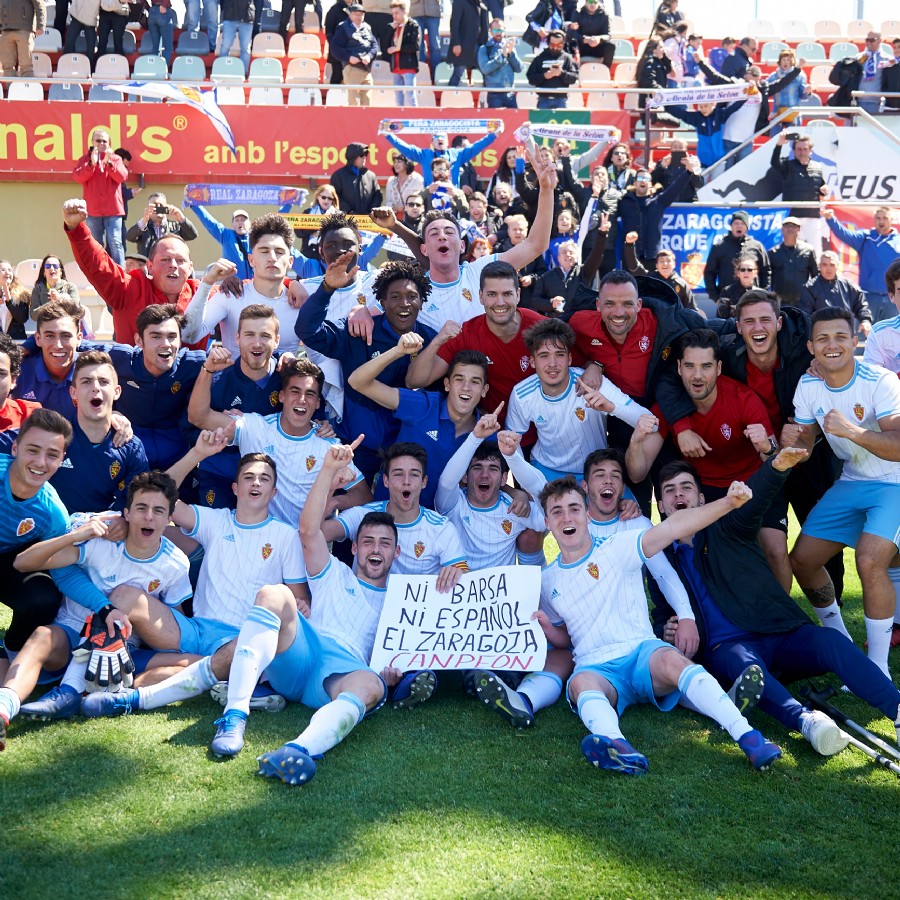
[802,480,900,549]
[567,638,682,716]
[264,612,386,711]
[169,609,239,657]
[36,622,81,684]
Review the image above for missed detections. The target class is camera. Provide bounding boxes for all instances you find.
[785,132,801,141]
[155,203,168,215]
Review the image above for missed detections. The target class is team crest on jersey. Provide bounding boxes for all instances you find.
[501,519,512,535]
[305,455,316,471]
[148,579,160,593]
[118,481,125,491]
[575,407,585,421]
[462,288,473,302]
[356,293,366,306]
[16,518,35,537]
[109,461,121,480]
[261,543,273,560]
[519,356,530,372]
[854,403,865,421]
[591,338,601,346]
[205,489,216,505]
[661,345,671,361]
[414,540,425,558]
[587,562,599,580]
[720,423,732,440]
[170,382,181,394]
[639,335,650,353]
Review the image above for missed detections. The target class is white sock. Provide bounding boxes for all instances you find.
[0,686,21,722]
[889,567,900,625]
[137,656,217,710]
[864,616,894,680]
[518,671,562,713]
[225,605,282,716]
[61,657,88,694]
[679,664,751,741]
[813,601,853,640]
[576,689,624,739]
[517,549,546,568]
[293,692,365,757]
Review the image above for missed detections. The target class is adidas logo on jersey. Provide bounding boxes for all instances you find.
[59,458,74,468]
[370,351,381,359]
[550,588,560,599]
[230,395,243,407]
[264,445,274,453]
[127,381,140,389]
[815,407,825,416]
[536,416,547,424]
[224,534,235,542]
[346,587,357,597]
[426,430,438,440]
[21,391,36,400]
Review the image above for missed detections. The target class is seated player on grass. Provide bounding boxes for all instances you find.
[537,475,783,775]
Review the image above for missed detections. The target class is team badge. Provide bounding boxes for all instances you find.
[170,382,181,394]
[854,403,865,421]
[109,461,121,480]
[462,288,473,302]
[639,335,650,353]
[575,407,585,421]
[587,562,599,580]
[16,518,35,537]
[118,481,125,491]
[148,579,160,593]
[519,356,530,372]
[269,391,279,407]
[414,540,425,558]
[261,543,273,560]
[501,519,512,535]
[305,455,316,471]
[591,338,601,346]
[661,345,671,361]
[205,489,215,505]
[720,423,732,440]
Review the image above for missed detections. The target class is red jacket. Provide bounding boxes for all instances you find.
[65,221,206,348]
[71,152,128,217]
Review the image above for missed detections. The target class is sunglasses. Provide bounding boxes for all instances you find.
[636,177,651,183]
[406,202,424,207]
[738,267,756,273]
[44,263,61,269]
[319,195,336,200]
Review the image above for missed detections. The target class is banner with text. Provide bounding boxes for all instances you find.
[183,183,307,207]
[650,82,755,107]
[369,565,547,674]
[0,104,630,180]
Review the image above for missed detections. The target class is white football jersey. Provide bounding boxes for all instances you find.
[863,316,900,375]
[419,254,496,332]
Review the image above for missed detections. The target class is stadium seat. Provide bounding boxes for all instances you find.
[761,41,790,63]
[14,259,42,289]
[56,53,91,79]
[587,90,621,109]
[579,62,611,86]
[170,54,206,81]
[371,59,393,84]
[631,16,653,36]
[248,57,283,83]
[809,64,833,90]
[94,53,130,80]
[48,82,84,101]
[516,90,538,109]
[830,41,860,61]
[882,20,900,35]
[567,92,585,109]
[434,61,454,84]
[88,83,124,101]
[369,87,399,106]
[287,33,321,58]
[416,62,431,84]
[287,86,322,105]
[285,57,319,82]
[795,42,827,62]
[133,54,169,80]
[302,8,320,32]
[251,33,285,58]
[98,28,136,54]
[609,15,627,37]
[505,13,526,34]
[813,20,841,39]
[176,30,211,56]
[258,8,280,33]
[325,87,350,105]
[30,52,52,78]
[139,30,157,54]
[440,89,474,108]
[7,80,43,100]
[613,38,634,59]
[210,55,247,82]
[215,84,246,104]
[33,27,62,52]
[514,38,533,60]
[780,20,809,37]
[613,62,636,85]
[846,20,873,39]
[248,86,284,105]
[747,19,775,36]
[799,92,823,107]
[635,39,647,58]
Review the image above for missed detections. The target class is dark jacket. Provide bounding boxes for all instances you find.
[331,18,379,68]
[715,279,758,318]
[527,46,579,98]
[449,0,488,70]
[883,58,900,110]
[522,0,576,48]
[720,45,751,79]
[330,153,383,214]
[623,240,696,310]
[651,159,704,203]
[125,216,199,258]
[325,0,351,66]
[769,145,826,217]
[220,0,254,22]
[617,168,690,261]
[636,54,671,108]
[827,57,862,108]
[700,60,802,133]
[667,101,745,169]
[529,264,582,316]
[798,274,872,323]
[769,240,818,306]
[378,16,421,71]
[703,232,770,300]
[572,5,612,63]
[651,461,814,645]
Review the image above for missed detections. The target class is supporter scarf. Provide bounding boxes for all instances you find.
[649,82,755,107]
[378,118,504,135]
[284,214,392,234]
[183,185,307,207]
[513,122,621,143]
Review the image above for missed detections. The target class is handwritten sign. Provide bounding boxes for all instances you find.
[369,565,547,673]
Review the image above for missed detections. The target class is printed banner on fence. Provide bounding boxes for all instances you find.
[369,565,547,673]
[378,118,504,135]
[283,213,392,234]
[650,82,755,107]
[183,184,307,208]
[514,122,621,144]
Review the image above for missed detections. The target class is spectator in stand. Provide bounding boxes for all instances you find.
[651,139,704,203]
[604,142,636,191]
[466,236,492,261]
[768,217,818,308]
[858,30,890,114]
[716,253,762,319]
[0,260,30,341]
[666,99,746,172]
[331,3,380,107]
[635,38,680,126]
[193,206,253,279]
[577,165,620,275]
[683,33,702,82]
[653,0,682,34]
[570,0,613,69]
[385,129,500,190]
[451,136,480,198]
[544,208,578,268]
[662,23,689,86]
[464,191,493,239]
[487,146,519,199]
[115,148,141,256]
[29,256,80,319]
[882,37,900,110]
[146,0,176,61]
[703,211,770,304]
[767,49,811,132]
[708,37,735,74]
[0,0,45,76]
[97,0,131,57]
[623,237,696,310]
[219,0,254,74]
[126,193,199,259]
[330,142,383,214]
[62,0,98,64]
[379,0,420,106]
[514,147,580,225]
[769,132,828,251]
[499,215,547,307]
[478,18,523,109]
[720,36,756,79]
[324,0,352,84]
[421,158,469,217]
[183,0,220,51]
[530,239,580,315]
[409,0,441,80]
[488,181,527,232]
[386,154,425,213]
[278,0,309,42]
[522,0,575,53]
[447,0,488,88]
[823,205,900,322]
[552,136,608,181]
[798,250,872,336]
[71,130,128,266]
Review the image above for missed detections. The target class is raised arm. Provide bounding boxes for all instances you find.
[181,259,236,345]
[404,321,456,388]
[187,347,241,431]
[347,331,424,409]
[625,413,664,484]
[14,515,118,572]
